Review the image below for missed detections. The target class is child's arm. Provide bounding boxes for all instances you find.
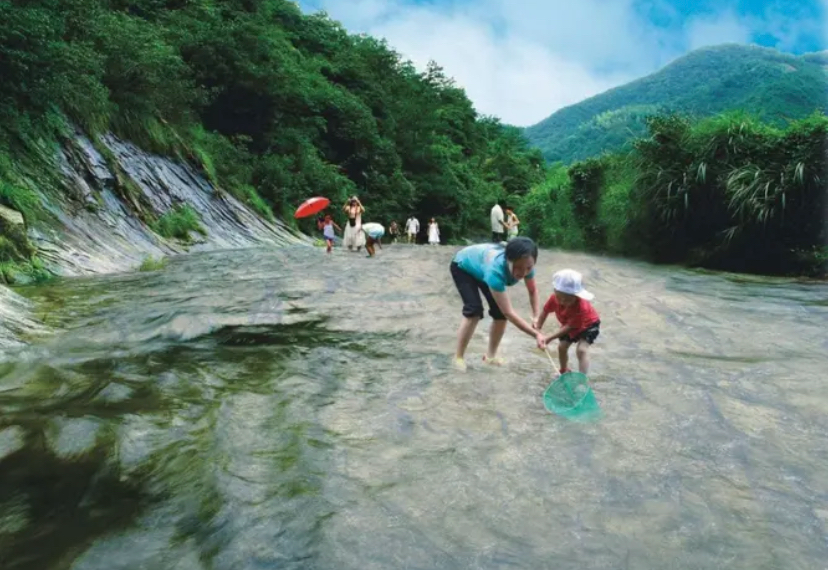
[544,325,573,344]
[534,294,558,330]
[532,307,549,330]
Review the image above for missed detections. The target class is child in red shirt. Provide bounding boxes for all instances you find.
[533,269,600,375]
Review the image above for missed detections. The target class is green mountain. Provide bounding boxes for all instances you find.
[523,44,828,164]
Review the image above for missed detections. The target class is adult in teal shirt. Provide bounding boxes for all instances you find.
[449,237,545,371]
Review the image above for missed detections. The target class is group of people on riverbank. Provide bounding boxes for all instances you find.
[317,196,382,257]
[318,198,523,255]
[316,196,445,256]
[390,216,442,245]
[489,201,521,243]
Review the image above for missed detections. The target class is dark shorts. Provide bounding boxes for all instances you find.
[492,231,505,243]
[450,261,506,321]
[560,321,600,344]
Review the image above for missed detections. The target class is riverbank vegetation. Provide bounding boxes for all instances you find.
[519,111,827,277]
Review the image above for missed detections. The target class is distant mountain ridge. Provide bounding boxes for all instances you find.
[522,44,828,164]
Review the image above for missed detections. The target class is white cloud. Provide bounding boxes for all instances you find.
[685,10,752,50]
[302,0,660,126]
[757,4,826,52]
[355,3,637,126]
[298,1,815,127]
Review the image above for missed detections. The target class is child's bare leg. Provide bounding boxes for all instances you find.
[576,340,591,374]
[557,340,571,372]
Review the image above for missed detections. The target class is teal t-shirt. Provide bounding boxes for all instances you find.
[453,243,535,292]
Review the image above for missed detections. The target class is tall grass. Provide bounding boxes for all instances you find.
[521,110,827,277]
[151,204,206,242]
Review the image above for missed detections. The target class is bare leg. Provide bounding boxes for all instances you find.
[455,316,480,360]
[486,319,508,359]
[558,340,572,372]
[576,340,591,374]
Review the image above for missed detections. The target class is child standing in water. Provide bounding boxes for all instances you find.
[322,215,340,254]
[533,269,600,375]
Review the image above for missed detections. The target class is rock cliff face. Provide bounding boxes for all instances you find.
[33,129,307,276]
[0,129,311,348]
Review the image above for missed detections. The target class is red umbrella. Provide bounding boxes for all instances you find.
[294,196,331,219]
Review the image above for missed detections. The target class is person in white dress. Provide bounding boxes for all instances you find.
[342,195,366,251]
[505,206,520,240]
[428,218,440,245]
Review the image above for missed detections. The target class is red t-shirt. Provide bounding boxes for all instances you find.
[543,295,599,336]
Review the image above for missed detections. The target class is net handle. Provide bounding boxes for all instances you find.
[543,347,560,375]
[544,346,576,400]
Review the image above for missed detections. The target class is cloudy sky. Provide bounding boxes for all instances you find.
[297,0,827,126]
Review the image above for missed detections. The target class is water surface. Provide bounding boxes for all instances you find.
[1,244,826,569]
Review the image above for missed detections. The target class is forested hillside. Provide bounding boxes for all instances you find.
[0,0,544,256]
[523,44,828,164]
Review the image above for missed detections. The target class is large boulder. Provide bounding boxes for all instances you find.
[0,204,24,227]
[0,204,35,264]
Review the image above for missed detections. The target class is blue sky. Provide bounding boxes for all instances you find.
[298,0,827,126]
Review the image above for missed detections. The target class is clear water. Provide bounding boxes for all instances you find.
[1,245,826,569]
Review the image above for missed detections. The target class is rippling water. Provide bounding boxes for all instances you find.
[1,244,827,569]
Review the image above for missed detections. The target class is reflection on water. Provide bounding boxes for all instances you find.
[1,245,827,569]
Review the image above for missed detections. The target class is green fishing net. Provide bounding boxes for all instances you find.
[543,371,602,421]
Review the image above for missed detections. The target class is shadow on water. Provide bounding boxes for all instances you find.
[0,244,826,569]
[0,300,386,569]
[0,431,148,570]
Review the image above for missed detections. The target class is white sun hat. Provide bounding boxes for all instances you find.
[552,269,594,300]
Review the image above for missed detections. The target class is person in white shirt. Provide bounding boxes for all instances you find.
[490,202,506,243]
[405,216,420,243]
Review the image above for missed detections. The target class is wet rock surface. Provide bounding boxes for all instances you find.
[32,130,308,278]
